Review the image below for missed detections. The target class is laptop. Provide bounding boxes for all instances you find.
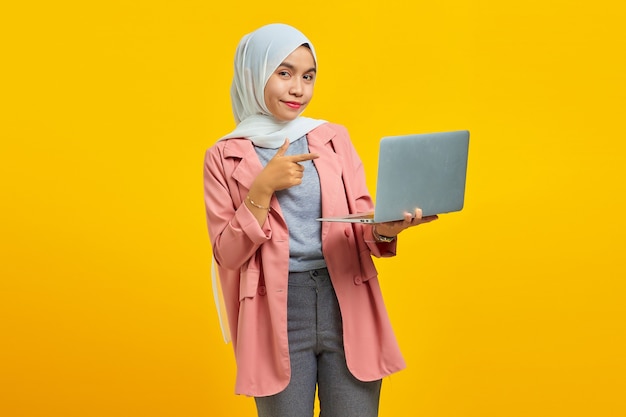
[317,130,470,224]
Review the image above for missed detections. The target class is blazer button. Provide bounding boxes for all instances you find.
[258,285,267,296]
[353,277,362,285]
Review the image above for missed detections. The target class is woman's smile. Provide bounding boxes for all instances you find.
[283,101,303,109]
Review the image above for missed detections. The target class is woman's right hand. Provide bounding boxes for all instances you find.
[245,139,319,225]
[251,139,319,195]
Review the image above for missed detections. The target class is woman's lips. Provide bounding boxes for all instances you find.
[283,101,302,109]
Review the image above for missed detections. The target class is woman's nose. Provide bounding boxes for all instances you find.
[289,79,303,96]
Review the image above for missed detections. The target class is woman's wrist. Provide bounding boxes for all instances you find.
[246,182,273,210]
[372,226,396,243]
[246,195,271,211]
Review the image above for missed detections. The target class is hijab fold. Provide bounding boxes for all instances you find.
[219,23,326,148]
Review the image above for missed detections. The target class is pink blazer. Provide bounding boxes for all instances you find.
[203,123,406,396]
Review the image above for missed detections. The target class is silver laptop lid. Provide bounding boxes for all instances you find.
[373,130,470,222]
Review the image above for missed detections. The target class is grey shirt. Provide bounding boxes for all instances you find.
[254,135,326,272]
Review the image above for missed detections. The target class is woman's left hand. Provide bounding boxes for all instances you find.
[374,208,438,238]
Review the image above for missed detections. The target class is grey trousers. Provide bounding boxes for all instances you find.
[255,267,382,417]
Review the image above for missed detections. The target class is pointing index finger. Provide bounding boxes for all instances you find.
[289,153,320,163]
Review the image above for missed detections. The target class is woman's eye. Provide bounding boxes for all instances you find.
[278,71,290,78]
[303,74,315,81]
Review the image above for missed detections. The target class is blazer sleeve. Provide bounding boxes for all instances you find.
[203,145,271,270]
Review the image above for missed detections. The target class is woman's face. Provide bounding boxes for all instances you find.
[264,46,316,122]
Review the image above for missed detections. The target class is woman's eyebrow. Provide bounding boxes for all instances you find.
[278,62,317,73]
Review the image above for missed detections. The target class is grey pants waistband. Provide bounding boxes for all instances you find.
[288,267,330,287]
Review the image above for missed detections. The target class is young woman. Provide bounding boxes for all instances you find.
[203,23,437,417]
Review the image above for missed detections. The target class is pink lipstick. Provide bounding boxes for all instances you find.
[283,101,302,109]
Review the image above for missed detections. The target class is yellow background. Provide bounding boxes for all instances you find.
[1,1,625,416]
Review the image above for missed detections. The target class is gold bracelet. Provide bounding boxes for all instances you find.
[246,195,271,211]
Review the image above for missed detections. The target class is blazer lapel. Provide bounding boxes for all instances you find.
[224,138,263,192]
[308,125,346,240]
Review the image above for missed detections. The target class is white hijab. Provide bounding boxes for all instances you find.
[219,23,326,148]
